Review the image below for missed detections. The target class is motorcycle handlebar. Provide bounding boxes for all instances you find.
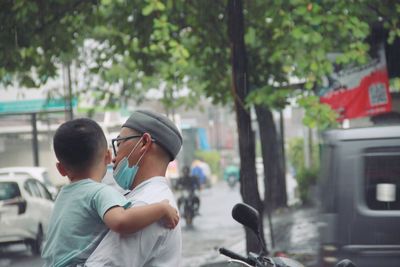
[219,247,255,266]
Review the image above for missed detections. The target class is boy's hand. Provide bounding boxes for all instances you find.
[161,199,179,229]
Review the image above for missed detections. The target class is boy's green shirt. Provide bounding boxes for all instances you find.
[42,179,130,267]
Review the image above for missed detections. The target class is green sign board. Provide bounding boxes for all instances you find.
[0,98,77,114]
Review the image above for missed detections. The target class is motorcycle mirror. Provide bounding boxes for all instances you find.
[232,203,260,235]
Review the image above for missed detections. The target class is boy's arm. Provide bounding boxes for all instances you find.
[103,201,179,234]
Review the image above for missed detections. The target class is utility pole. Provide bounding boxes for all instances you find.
[63,62,74,121]
[31,113,39,166]
[66,62,74,120]
[279,110,286,175]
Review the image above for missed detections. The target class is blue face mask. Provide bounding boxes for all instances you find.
[113,137,145,190]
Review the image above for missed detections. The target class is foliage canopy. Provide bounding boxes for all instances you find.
[1,0,399,125]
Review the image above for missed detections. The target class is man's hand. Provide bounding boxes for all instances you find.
[160,199,179,229]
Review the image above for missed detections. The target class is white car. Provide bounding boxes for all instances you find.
[0,167,59,198]
[0,173,54,254]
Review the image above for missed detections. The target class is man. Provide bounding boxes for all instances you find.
[85,110,182,267]
[176,166,200,192]
[176,166,200,214]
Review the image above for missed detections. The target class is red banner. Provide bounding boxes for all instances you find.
[319,46,392,121]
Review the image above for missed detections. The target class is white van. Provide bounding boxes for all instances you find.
[318,125,400,267]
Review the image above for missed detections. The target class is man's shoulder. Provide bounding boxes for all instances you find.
[128,176,175,204]
[135,176,170,191]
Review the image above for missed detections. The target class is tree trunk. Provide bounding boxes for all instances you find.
[228,0,267,254]
[255,105,287,210]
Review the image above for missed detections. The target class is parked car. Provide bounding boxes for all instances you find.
[0,167,59,198]
[318,125,400,267]
[0,173,54,254]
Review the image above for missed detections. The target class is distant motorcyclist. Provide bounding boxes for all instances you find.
[176,166,200,214]
[223,164,240,188]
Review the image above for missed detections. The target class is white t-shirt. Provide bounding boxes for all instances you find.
[85,176,182,267]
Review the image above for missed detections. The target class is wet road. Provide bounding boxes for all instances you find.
[180,181,244,267]
[0,245,44,267]
[266,207,319,267]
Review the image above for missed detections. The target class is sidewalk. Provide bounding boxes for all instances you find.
[200,205,319,267]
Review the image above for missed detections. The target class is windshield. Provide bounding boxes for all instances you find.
[364,147,400,210]
[0,182,21,201]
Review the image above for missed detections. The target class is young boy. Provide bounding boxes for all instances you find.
[42,118,179,267]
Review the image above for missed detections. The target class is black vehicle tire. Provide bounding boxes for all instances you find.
[185,210,193,226]
[184,202,194,226]
[31,225,43,255]
[227,176,237,188]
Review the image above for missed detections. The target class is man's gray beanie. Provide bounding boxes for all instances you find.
[122,110,182,161]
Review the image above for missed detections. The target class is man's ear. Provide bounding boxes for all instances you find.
[105,149,112,165]
[141,133,152,151]
[56,162,67,177]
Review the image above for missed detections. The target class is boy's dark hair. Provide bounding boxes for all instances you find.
[53,118,107,173]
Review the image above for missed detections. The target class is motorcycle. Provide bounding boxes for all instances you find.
[218,203,356,267]
[178,189,199,226]
[223,165,240,189]
[227,175,239,188]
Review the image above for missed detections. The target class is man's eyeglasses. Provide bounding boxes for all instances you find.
[111,135,142,157]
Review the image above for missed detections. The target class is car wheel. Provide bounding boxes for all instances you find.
[31,225,43,255]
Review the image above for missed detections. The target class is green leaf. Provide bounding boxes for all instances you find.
[142,5,154,16]
[291,27,303,39]
[20,75,37,88]
[245,27,257,44]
